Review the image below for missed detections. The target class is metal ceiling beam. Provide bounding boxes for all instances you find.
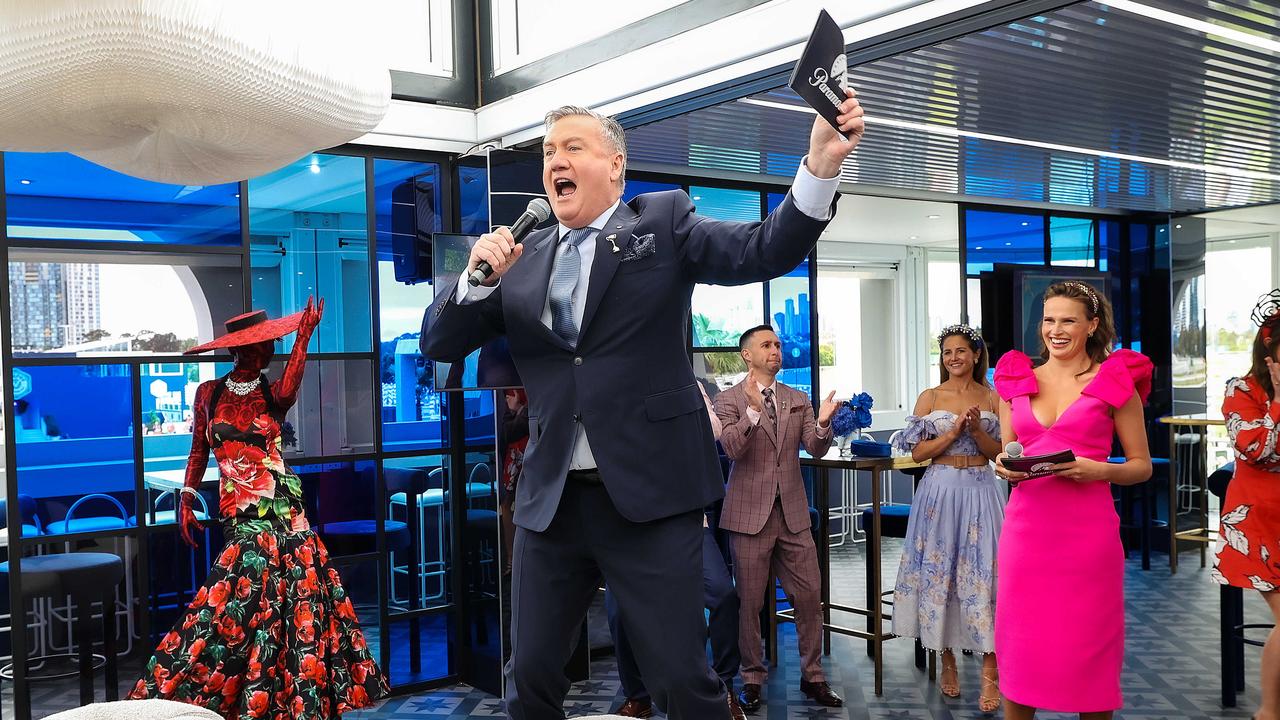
[614,0,1084,131]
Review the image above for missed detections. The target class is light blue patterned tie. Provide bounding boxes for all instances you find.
[548,227,592,344]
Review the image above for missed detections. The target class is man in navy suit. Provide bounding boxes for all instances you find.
[420,93,864,720]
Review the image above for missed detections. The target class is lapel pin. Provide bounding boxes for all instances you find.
[605,234,620,253]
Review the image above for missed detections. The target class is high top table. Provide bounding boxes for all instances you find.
[792,450,929,696]
[1160,414,1224,573]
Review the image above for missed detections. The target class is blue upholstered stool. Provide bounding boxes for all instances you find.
[45,495,128,535]
[0,553,123,712]
[0,495,44,538]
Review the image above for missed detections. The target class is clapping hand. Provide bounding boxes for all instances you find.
[817,391,839,427]
[744,370,764,412]
[962,405,982,435]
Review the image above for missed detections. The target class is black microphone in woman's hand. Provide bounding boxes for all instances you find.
[468,198,553,287]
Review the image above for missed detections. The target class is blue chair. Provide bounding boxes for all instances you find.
[0,494,44,538]
[45,494,129,535]
[127,489,211,527]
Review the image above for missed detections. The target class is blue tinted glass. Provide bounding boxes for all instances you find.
[1100,220,1119,273]
[965,210,1044,274]
[248,154,370,353]
[14,364,134,528]
[462,390,496,447]
[8,259,243,356]
[375,160,441,260]
[1049,216,1095,267]
[961,139,1045,202]
[767,192,786,214]
[691,186,765,347]
[690,186,762,222]
[458,164,489,235]
[383,455,452,611]
[4,152,240,246]
[771,260,812,396]
[622,180,679,203]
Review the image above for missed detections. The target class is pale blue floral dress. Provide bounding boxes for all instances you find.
[891,410,1004,653]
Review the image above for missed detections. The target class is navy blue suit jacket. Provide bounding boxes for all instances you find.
[420,189,835,532]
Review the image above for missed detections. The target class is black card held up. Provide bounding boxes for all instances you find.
[788,9,849,137]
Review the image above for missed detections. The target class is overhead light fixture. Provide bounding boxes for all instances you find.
[975,245,984,250]
[1005,242,1012,246]
[1175,224,1183,228]
[910,235,918,240]
[737,97,1280,183]
[927,214,941,219]
[19,178,31,185]
[1104,0,1280,55]
[692,196,701,200]
[309,157,321,174]
[1021,222,1029,226]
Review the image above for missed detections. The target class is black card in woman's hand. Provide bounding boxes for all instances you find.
[999,450,1076,477]
[787,9,849,137]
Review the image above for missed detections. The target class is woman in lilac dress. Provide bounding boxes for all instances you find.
[893,324,1004,713]
[993,281,1152,719]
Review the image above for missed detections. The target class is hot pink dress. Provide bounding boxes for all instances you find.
[993,349,1152,712]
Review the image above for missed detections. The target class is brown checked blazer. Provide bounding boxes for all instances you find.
[714,378,832,536]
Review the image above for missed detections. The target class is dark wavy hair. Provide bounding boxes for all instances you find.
[1248,290,1280,398]
[938,329,989,386]
[1039,280,1115,368]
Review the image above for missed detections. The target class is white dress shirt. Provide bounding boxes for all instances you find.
[456,158,839,470]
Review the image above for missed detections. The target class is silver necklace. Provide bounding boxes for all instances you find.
[225,377,262,396]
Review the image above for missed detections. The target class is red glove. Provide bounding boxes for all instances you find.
[178,490,204,549]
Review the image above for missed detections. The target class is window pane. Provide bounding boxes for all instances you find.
[462,390,497,447]
[384,454,452,611]
[693,351,745,396]
[457,162,490,235]
[4,152,240,246]
[770,260,811,396]
[965,210,1044,274]
[691,186,765,347]
[966,278,983,331]
[622,180,680,203]
[1206,237,1272,423]
[927,250,962,371]
[249,153,371,353]
[13,364,134,533]
[816,264,900,414]
[8,257,242,356]
[265,359,376,458]
[1049,216,1095,267]
[375,160,444,453]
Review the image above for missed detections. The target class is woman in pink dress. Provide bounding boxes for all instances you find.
[992,281,1152,719]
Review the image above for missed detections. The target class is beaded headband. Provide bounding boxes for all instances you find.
[1060,281,1099,315]
[937,324,983,349]
[1252,289,1280,344]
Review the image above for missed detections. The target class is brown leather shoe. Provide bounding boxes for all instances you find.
[800,680,843,707]
[615,697,653,718]
[727,693,747,720]
[737,683,762,713]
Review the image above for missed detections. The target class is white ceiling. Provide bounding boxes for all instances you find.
[820,193,958,247]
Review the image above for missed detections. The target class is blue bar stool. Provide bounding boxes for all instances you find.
[43,494,134,655]
[0,552,123,714]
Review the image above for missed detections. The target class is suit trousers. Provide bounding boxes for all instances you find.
[505,476,728,720]
[730,498,826,685]
[605,526,741,701]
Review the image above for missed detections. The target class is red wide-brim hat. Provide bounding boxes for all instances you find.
[184,309,305,354]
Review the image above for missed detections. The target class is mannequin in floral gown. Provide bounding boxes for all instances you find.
[130,298,389,719]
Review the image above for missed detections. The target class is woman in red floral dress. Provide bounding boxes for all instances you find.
[129,298,389,719]
[1214,289,1280,720]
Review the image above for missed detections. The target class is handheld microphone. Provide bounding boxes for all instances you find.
[468,198,553,287]
[1004,441,1024,459]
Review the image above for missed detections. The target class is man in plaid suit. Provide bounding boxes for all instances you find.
[714,325,841,711]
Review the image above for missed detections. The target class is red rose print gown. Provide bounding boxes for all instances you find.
[129,340,388,719]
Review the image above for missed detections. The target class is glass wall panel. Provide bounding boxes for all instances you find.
[965,209,1044,274]
[770,260,812,396]
[375,159,445,453]
[927,249,962,371]
[7,257,242,356]
[622,180,680,203]
[384,454,451,612]
[815,264,901,413]
[691,186,765,348]
[263,359,376,459]
[13,364,134,533]
[249,153,371,353]
[1049,216,1096,267]
[4,152,240,246]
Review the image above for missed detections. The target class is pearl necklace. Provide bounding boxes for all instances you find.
[225,377,262,396]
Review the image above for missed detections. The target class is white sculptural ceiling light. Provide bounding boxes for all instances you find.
[0,0,391,185]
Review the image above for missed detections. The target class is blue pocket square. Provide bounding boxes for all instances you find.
[621,233,656,262]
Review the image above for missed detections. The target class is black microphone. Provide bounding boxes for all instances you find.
[467,198,553,287]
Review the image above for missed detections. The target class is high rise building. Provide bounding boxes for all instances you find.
[63,263,101,345]
[7,262,66,350]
